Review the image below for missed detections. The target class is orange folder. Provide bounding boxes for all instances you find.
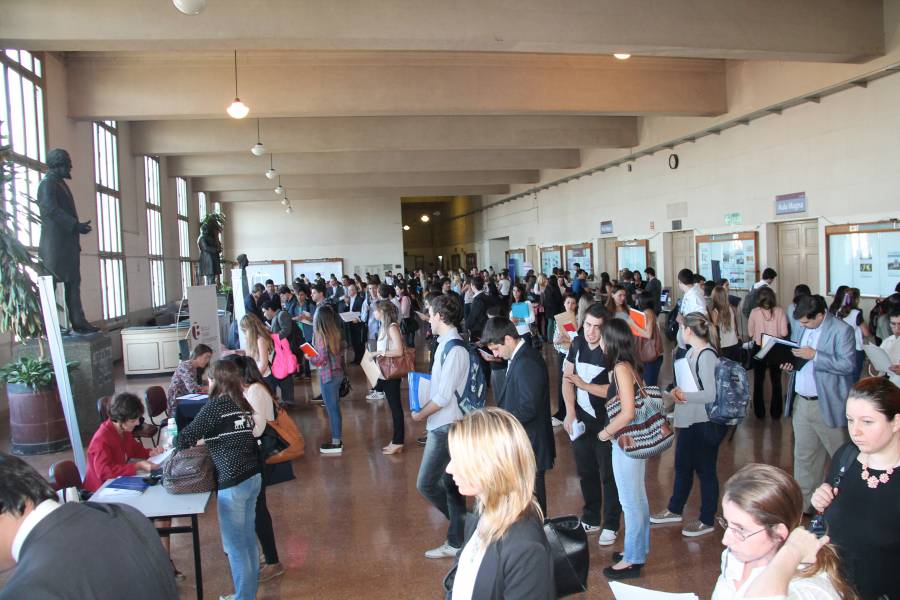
[628,308,646,337]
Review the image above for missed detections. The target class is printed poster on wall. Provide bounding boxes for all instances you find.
[697,239,757,290]
[187,284,222,360]
[828,230,900,296]
[566,246,592,275]
[540,249,562,275]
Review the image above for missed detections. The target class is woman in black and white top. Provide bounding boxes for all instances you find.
[444,408,554,599]
[372,299,407,455]
[177,359,261,600]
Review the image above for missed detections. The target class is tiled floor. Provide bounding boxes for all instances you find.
[0,339,796,600]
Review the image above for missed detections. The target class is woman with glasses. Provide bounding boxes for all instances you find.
[711,463,855,599]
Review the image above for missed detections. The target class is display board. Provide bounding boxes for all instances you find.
[826,221,900,297]
[616,240,649,273]
[246,261,286,286]
[540,245,563,275]
[565,243,593,275]
[696,232,758,290]
[290,258,344,283]
[506,249,526,282]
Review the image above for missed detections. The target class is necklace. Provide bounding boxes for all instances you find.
[860,449,900,489]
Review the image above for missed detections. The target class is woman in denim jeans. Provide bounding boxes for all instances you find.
[311,304,346,455]
[176,359,261,600]
[597,318,651,580]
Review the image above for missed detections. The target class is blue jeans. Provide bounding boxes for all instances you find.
[611,443,650,564]
[642,355,663,387]
[218,474,262,600]
[667,421,727,525]
[415,423,466,548]
[321,375,343,441]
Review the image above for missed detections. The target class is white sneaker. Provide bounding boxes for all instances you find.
[219,595,236,600]
[366,390,385,401]
[551,417,563,427]
[581,521,602,534]
[597,529,617,546]
[424,542,460,559]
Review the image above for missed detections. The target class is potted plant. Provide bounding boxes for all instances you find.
[0,141,74,454]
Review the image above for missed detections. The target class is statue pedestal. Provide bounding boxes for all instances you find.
[17,332,114,440]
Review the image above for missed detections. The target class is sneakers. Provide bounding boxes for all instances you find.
[258,562,285,582]
[681,520,715,537]
[581,521,602,534]
[416,435,428,446]
[649,509,683,524]
[366,390,385,401]
[551,417,564,427]
[424,542,460,559]
[320,442,343,455]
[598,529,617,546]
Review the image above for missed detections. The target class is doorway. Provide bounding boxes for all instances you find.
[665,230,695,301]
[776,220,819,302]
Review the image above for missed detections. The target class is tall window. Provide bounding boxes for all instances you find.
[93,121,126,319]
[1,50,46,249]
[198,191,207,221]
[144,156,165,307]
[176,177,191,296]
[213,201,221,214]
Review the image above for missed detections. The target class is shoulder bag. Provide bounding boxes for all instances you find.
[544,515,589,597]
[376,324,417,380]
[637,320,663,363]
[162,445,216,494]
[261,401,304,464]
[604,365,674,459]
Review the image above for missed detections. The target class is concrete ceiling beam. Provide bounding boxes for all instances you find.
[193,171,540,192]
[4,0,883,62]
[65,51,726,119]
[131,116,638,155]
[166,149,581,177]
[212,186,511,202]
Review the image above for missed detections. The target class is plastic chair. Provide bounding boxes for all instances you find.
[143,386,168,446]
[49,460,82,491]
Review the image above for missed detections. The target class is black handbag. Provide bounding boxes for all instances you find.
[259,423,289,459]
[339,374,352,397]
[544,515,589,597]
[400,316,420,335]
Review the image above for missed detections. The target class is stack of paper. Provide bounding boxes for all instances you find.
[339,311,361,323]
[361,349,384,388]
[149,448,173,466]
[609,581,699,600]
[754,334,806,369]
[864,343,893,373]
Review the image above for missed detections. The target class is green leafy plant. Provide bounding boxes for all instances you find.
[200,211,226,232]
[0,356,78,390]
[218,283,233,296]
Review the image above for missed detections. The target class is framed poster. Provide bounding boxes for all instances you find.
[826,221,900,297]
[290,258,344,283]
[565,243,593,275]
[247,260,287,287]
[506,248,526,282]
[695,232,759,290]
[615,240,649,274]
[540,245,563,275]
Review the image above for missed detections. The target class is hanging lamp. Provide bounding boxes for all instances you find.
[226,50,249,119]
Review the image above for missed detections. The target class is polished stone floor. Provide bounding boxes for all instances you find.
[0,338,796,600]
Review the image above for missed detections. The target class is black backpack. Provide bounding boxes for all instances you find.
[664,300,681,342]
[741,287,759,319]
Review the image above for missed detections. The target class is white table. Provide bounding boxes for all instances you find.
[93,480,211,599]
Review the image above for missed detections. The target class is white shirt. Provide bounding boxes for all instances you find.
[678,285,707,348]
[879,334,900,387]
[11,499,61,562]
[842,309,863,351]
[452,530,488,600]
[794,324,823,397]
[499,278,511,296]
[508,339,526,369]
[427,329,467,431]
[711,549,840,600]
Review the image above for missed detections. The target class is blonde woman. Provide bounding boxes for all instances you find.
[372,299,407,454]
[310,305,346,454]
[444,408,554,599]
[240,314,273,378]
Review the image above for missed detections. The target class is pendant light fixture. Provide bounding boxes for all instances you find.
[250,119,266,156]
[284,195,293,214]
[274,176,285,195]
[173,0,207,15]
[226,50,249,119]
[265,154,277,179]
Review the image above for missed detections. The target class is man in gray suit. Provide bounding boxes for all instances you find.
[781,294,855,510]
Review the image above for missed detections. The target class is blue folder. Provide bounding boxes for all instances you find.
[511,302,530,319]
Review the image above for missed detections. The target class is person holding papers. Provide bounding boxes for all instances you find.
[481,317,555,514]
[626,292,664,386]
[748,287,789,419]
[651,313,727,538]
[550,292,579,426]
[166,343,212,415]
[871,306,900,387]
[562,303,622,546]
[509,284,536,346]
[339,283,366,363]
[310,305,347,455]
[372,299,407,454]
[780,294,855,512]
[606,286,630,321]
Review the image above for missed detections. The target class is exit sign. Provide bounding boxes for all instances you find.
[724,212,742,226]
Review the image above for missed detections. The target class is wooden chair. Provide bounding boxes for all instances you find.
[48,460,82,492]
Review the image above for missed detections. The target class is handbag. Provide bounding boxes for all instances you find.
[400,316,419,335]
[637,322,663,363]
[271,333,299,380]
[376,332,417,380]
[263,402,304,464]
[339,374,352,397]
[604,366,674,459]
[544,515,589,597]
[162,445,216,494]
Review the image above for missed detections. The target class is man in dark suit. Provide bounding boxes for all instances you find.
[644,267,663,311]
[339,283,366,363]
[244,282,265,321]
[263,279,282,311]
[0,453,178,600]
[481,317,556,514]
[465,277,490,342]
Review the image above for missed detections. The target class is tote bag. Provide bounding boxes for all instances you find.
[604,366,674,459]
[271,333,299,380]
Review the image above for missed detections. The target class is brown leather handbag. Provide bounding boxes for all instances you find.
[263,402,305,464]
[162,445,216,494]
[377,346,417,380]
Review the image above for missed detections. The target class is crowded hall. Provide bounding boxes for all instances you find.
[2,2,900,600]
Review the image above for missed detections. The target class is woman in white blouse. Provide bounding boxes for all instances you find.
[711,464,856,600]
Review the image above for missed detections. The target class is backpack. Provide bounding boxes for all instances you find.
[271,333,299,380]
[741,287,759,318]
[440,338,487,415]
[664,299,681,342]
[696,347,750,426]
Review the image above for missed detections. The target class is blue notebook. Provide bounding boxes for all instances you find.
[511,302,530,319]
[107,476,149,492]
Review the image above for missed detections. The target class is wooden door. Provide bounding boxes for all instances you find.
[776,220,819,303]
[669,230,695,301]
[600,238,617,276]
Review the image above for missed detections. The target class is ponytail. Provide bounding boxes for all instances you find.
[683,312,719,351]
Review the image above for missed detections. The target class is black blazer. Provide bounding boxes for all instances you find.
[466,293,490,339]
[340,295,364,314]
[445,513,555,600]
[496,343,556,471]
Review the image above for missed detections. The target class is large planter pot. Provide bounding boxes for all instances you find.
[7,383,71,455]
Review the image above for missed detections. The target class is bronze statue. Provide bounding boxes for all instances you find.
[37,148,98,334]
[197,221,223,285]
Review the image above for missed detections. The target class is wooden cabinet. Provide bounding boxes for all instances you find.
[121,325,184,376]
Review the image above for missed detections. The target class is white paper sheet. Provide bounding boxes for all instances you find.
[568,420,586,441]
[864,343,893,373]
[609,581,699,600]
[339,311,361,323]
[149,448,173,466]
[673,358,698,393]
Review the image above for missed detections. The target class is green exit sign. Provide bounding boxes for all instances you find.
[724,212,742,226]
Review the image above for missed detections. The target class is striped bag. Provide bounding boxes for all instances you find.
[604,366,674,459]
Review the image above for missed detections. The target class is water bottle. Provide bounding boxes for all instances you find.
[166,417,178,448]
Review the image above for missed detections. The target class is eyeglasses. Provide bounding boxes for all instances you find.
[715,516,769,542]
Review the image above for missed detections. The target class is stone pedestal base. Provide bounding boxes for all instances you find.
[16,331,114,440]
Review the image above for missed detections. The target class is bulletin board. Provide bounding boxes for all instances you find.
[826,221,900,297]
[695,231,759,290]
[246,261,286,287]
[565,243,593,275]
[506,248,526,282]
[540,245,563,275]
[290,258,344,283]
[616,240,649,274]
